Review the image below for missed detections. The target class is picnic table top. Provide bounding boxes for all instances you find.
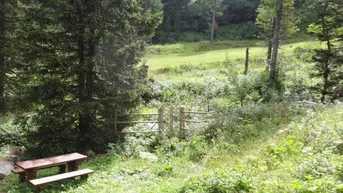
[15,152,87,170]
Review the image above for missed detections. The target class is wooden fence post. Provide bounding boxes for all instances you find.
[169,106,174,138]
[158,107,164,133]
[244,47,249,75]
[179,106,186,139]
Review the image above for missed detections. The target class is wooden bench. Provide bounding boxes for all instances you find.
[29,169,93,191]
[11,168,26,183]
[14,152,93,191]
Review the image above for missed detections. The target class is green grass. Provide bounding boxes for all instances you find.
[145,40,320,84]
[2,39,338,193]
[145,41,319,78]
[2,104,343,192]
[146,47,265,71]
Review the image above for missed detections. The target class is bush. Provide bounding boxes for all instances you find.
[204,102,302,144]
[187,136,207,162]
[156,138,188,159]
[230,71,268,106]
[216,22,259,41]
[293,47,316,62]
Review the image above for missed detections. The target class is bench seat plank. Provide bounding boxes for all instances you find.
[29,169,93,186]
[11,168,25,174]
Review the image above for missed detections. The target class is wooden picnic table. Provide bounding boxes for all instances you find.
[15,152,87,181]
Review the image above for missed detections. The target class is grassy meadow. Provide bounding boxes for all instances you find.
[3,39,343,193]
[145,40,318,82]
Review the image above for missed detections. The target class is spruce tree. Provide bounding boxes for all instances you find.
[308,0,343,103]
[15,0,161,156]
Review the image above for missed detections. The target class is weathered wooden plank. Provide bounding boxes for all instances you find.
[179,106,186,139]
[11,168,25,174]
[185,120,210,123]
[158,107,164,132]
[29,169,93,186]
[12,168,26,183]
[15,153,87,170]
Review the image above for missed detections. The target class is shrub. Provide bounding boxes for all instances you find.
[187,136,207,162]
[156,137,188,159]
[293,47,316,62]
[216,22,259,41]
[156,163,174,177]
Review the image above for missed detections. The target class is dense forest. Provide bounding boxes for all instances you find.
[0,0,343,192]
[148,0,316,43]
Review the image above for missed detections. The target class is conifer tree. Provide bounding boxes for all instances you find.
[308,0,343,103]
[15,0,161,156]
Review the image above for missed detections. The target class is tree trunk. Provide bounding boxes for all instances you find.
[244,47,249,75]
[143,0,148,14]
[269,0,283,89]
[210,0,217,42]
[322,58,329,103]
[0,0,5,114]
[84,29,95,148]
[78,26,89,153]
[321,0,331,103]
[266,19,275,71]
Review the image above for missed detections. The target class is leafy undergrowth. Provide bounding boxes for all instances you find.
[2,104,343,193]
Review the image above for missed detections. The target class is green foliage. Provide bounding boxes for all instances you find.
[156,163,174,177]
[205,102,302,145]
[154,31,208,44]
[307,0,343,102]
[216,22,259,40]
[179,169,254,193]
[256,0,299,38]
[3,102,343,192]
[8,0,162,157]
[154,23,259,43]
[230,71,268,106]
[154,0,264,44]
[187,136,207,162]
[144,0,163,13]
[293,47,316,62]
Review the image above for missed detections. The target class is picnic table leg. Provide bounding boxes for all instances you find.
[37,185,45,192]
[80,174,88,180]
[19,172,26,183]
[58,165,66,174]
[25,169,37,181]
[67,161,79,171]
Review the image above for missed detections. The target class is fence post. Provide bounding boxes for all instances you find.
[169,106,174,138]
[158,107,164,133]
[179,106,186,139]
